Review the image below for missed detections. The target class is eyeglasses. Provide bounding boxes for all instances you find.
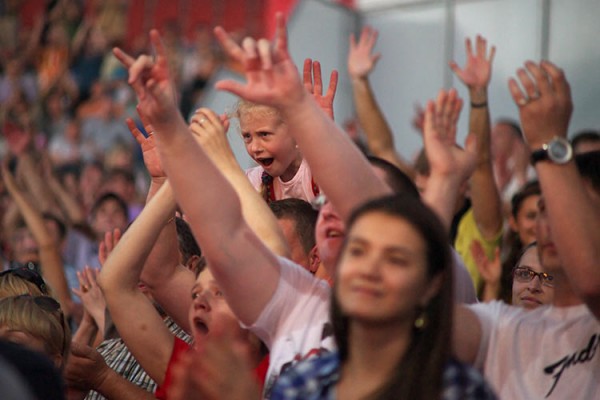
[15,295,67,357]
[0,267,49,294]
[512,266,554,288]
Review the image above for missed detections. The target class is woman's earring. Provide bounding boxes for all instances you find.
[414,308,427,330]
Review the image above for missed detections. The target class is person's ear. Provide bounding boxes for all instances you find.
[308,246,320,274]
[186,255,202,273]
[420,274,442,307]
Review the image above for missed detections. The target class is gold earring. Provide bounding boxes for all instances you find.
[414,309,427,330]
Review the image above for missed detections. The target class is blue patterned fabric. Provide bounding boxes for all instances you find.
[271,351,497,399]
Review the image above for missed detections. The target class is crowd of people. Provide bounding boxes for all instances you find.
[1,4,600,400]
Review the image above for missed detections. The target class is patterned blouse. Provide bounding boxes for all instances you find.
[271,351,497,400]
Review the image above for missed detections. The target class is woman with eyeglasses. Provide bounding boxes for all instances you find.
[0,295,70,369]
[511,242,554,309]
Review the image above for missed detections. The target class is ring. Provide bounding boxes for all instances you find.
[81,285,89,293]
[518,98,529,106]
[198,118,207,125]
[148,131,154,136]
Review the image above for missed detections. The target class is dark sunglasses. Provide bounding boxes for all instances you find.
[0,267,49,294]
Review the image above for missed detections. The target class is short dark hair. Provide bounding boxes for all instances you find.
[495,118,523,140]
[575,150,600,194]
[571,130,600,152]
[269,199,317,255]
[367,156,419,198]
[511,180,541,218]
[90,192,129,221]
[104,168,135,184]
[175,217,202,266]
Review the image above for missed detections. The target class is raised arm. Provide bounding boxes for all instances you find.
[123,113,193,332]
[347,26,415,178]
[1,160,74,316]
[116,30,282,326]
[508,60,600,319]
[42,154,87,226]
[189,108,290,258]
[98,184,177,384]
[215,15,391,220]
[421,89,478,231]
[450,35,502,239]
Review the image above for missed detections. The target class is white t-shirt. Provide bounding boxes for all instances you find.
[248,257,334,398]
[245,159,317,203]
[469,301,600,399]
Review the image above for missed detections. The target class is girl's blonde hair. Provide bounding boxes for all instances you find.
[234,100,283,124]
[0,295,70,367]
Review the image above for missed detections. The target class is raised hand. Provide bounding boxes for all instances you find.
[72,266,106,329]
[214,14,307,110]
[508,60,572,149]
[348,26,381,80]
[303,58,338,120]
[450,35,496,91]
[189,108,235,165]
[126,107,165,179]
[113,30,180,128]
[423,89,477,181]
[470,240,501,288]
[98,228,122,266]
[64,342,110,392]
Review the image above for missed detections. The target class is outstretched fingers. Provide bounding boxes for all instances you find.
[326,69,339,102]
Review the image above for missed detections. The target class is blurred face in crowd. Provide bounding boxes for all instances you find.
[91,198,128,239]
[512,245,554,309]
[510,194,540,246]
[188,269,243,340]
[336,211,439,324]
[10,227,39,264]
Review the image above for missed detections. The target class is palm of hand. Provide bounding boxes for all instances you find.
[456,57,491,88]
[141,137,165,178]
[348,51,374,78]
[221,56,304,108]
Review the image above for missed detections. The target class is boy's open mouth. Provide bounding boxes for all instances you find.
[257,157,274,167]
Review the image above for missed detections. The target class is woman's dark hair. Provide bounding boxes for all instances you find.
[501,180,541,303]
[510,180,541,219]
[331,194,453,400]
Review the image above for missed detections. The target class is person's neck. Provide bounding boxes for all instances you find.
[279,155,303,182]
[338,321,411,398]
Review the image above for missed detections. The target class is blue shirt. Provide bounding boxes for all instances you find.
[271,351,497,399]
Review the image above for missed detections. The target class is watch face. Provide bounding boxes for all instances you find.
[548,138,573,163]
